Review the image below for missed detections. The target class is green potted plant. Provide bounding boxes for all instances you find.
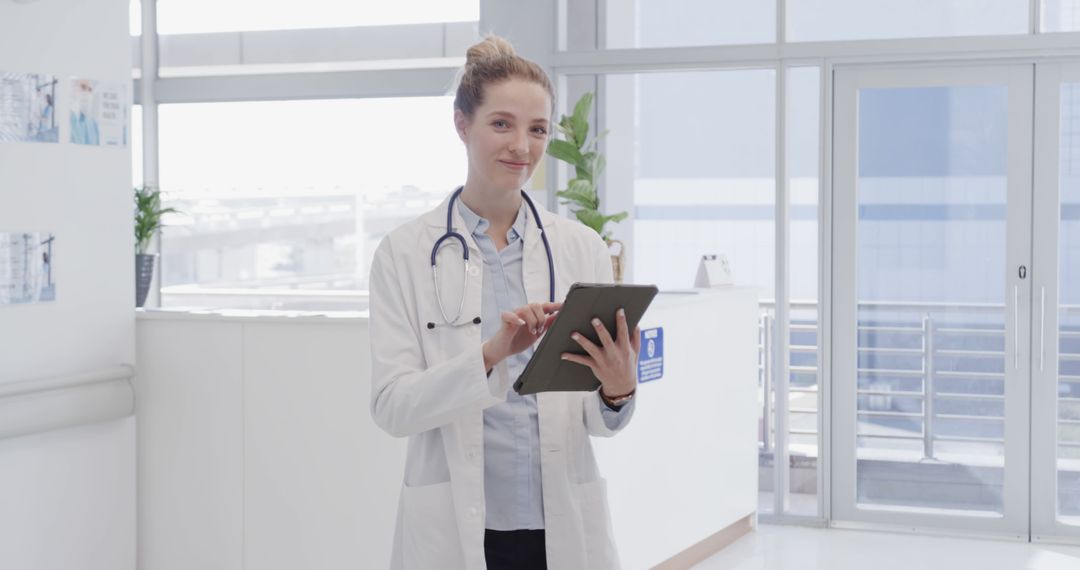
[134,186,180,308]
[546,91,629,281]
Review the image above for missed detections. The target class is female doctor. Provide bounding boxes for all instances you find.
[369,36,640,570]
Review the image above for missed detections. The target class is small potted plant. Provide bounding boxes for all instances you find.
[134,186,179,308]
[546,91,629,281]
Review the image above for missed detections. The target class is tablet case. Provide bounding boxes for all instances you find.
[513,282,659,395]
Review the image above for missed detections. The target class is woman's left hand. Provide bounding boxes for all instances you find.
[561,308,641,397]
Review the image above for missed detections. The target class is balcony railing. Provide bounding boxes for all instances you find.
[759,300,1080,461]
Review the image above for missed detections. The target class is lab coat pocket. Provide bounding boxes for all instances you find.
[575,478,620,569]
[400,481,465,570]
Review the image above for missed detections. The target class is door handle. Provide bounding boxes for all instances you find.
[1040,286,1046,372]
[1014,285,1020,371]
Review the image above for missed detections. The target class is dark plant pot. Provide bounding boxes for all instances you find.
[136,253,156,308]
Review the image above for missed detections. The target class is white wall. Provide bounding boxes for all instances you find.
[0,0,135,568]
[0,0,133,380]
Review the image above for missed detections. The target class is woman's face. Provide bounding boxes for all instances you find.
[455,78,552,194]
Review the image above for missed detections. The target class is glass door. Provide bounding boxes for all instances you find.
[1032,61,1080,543]
[832,64,1033,536]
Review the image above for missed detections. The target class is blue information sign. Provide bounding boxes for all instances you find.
[638,327,663,383]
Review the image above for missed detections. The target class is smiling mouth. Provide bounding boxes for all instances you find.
[500,160,529,169]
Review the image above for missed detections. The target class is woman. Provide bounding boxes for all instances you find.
[369,36,640,570]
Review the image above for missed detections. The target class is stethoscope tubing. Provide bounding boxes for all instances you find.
[429,186,555,328]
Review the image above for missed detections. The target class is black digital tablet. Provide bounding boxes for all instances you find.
[513,282,659,395]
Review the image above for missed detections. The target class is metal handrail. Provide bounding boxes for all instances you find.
[0,365,135,440]
[757,300,1080,460]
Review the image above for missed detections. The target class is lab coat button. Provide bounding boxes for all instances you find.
[469,506,480,517]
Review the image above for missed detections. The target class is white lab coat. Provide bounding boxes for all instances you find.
[369,192,631,569]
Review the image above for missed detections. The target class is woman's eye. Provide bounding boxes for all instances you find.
[532,127,548,135]
[493,120,509,128]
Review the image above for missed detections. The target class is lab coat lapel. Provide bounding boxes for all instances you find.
[522,202,555,305]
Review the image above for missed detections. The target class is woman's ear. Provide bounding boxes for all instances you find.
[454,109,469,142]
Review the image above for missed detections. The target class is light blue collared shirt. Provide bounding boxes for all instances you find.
[457,198,632,531]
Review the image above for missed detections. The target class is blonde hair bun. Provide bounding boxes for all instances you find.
[466,36,516,66]
[454,34,553,118]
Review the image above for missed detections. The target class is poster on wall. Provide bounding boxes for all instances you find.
[0,232,57,305]
[70,78,127,147]
[0,72,60,143]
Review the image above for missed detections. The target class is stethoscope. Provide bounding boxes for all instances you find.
[428,186,555,329]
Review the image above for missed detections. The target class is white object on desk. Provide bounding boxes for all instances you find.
[694,254,733,287]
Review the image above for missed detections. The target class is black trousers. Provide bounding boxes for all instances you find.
[484,529,547,570]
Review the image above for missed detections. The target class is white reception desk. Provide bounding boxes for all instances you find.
[136,287,758,570]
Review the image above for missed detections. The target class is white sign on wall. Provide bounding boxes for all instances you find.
[0,232,57,305]
[70,78,127,147]
[0,71,59,143]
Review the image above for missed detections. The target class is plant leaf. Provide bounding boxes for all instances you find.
[556,190,596,209]
[556,115,575,140]
[605,211,629,224]
[581,151,597,175]
[556,179,598,210]
[572,117,588,148]
[571,92,593,147]
[568,177,596,198]
[547,138,585,169]
[134,186,183,253]
[573,208,606,235]
[572,92,593,127]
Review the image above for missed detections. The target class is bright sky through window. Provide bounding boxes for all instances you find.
[158,97,465,199]
[132,0,478,36]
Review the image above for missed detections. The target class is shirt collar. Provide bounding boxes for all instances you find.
[456,197,528,243]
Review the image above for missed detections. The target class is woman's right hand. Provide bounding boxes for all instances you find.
[482,302,562,372]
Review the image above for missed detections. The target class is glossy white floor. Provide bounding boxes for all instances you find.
[693,524,1080,570]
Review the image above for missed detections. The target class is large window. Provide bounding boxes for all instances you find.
[599,0,775,49]
[1043,0,1080,32]
[131,0,480,78]
[156,97,464,308]
[855,83,1011,514]
[151,0,478,35]
[130,0,141,36]
[1054,78,1080,524]
[783,66,822,517]
[131,105,142,189]
[564,0,1036,51]
[787,0,1029,42]
[133,0,480,309]
[626,69,776,294]
[596,66,821,517]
